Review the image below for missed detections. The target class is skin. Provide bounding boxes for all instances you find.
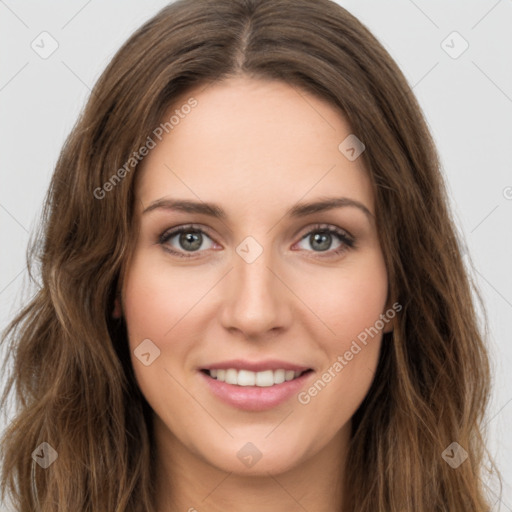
[117,76,393,512]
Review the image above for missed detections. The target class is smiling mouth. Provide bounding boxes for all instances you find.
[201,368,313,387]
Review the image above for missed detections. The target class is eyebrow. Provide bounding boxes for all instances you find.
[142,196,374,221]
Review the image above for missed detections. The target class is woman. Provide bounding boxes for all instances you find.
[0,0,502,510]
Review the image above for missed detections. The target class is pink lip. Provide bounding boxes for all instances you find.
[199,369,314,411]
[200,359,312,373]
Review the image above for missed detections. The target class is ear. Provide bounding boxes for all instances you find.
[382,312,395,334]
[112,295,122,319]
[381,295,399,334]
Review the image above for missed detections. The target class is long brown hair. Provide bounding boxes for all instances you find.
[0,0,501,510]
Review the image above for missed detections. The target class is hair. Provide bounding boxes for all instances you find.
[0,0,502,510]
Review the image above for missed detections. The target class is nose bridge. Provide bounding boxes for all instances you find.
[236,247,276,299]
[220,238,288,335]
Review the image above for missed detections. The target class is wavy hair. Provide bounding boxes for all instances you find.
[0,0,501,510]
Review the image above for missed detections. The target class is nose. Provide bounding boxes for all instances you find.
[219,245,292,340]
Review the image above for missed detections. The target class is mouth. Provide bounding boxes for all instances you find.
[198,362,315,411]
[200,368,313,387]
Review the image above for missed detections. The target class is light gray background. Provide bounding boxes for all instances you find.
[1,0,511,509]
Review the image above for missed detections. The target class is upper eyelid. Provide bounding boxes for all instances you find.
[160,223,215,241]
[297,223,353,239]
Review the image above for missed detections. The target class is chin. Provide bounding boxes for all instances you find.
[190,429,314,476]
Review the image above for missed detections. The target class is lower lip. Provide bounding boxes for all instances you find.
[199,370,314,411]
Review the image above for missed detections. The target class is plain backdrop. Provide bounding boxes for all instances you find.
[1,0,511,509]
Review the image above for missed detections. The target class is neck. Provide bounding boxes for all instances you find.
[153,415,350,512]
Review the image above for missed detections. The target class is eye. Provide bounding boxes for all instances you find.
[293,223,355,257]
[158,224,217,258]
[158,223,355,259]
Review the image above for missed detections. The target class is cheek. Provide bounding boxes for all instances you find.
[121,253,192,394]
[292,253,388,421]
[121,253,200,420]
[122,251,207,343]
[297,252,389,344]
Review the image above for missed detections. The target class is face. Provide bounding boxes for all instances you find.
[120,76,392,476]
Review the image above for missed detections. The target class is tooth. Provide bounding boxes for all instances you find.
[255,370,274,387]
[273,369,285,384]
[208,368,304,386]
[225,368,238,385]
[237,370,256,386]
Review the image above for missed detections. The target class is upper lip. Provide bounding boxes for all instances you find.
[200,359,312,372]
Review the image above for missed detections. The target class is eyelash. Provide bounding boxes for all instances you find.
[158,223,355,259]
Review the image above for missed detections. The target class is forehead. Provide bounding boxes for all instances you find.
[135,76,374,219]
